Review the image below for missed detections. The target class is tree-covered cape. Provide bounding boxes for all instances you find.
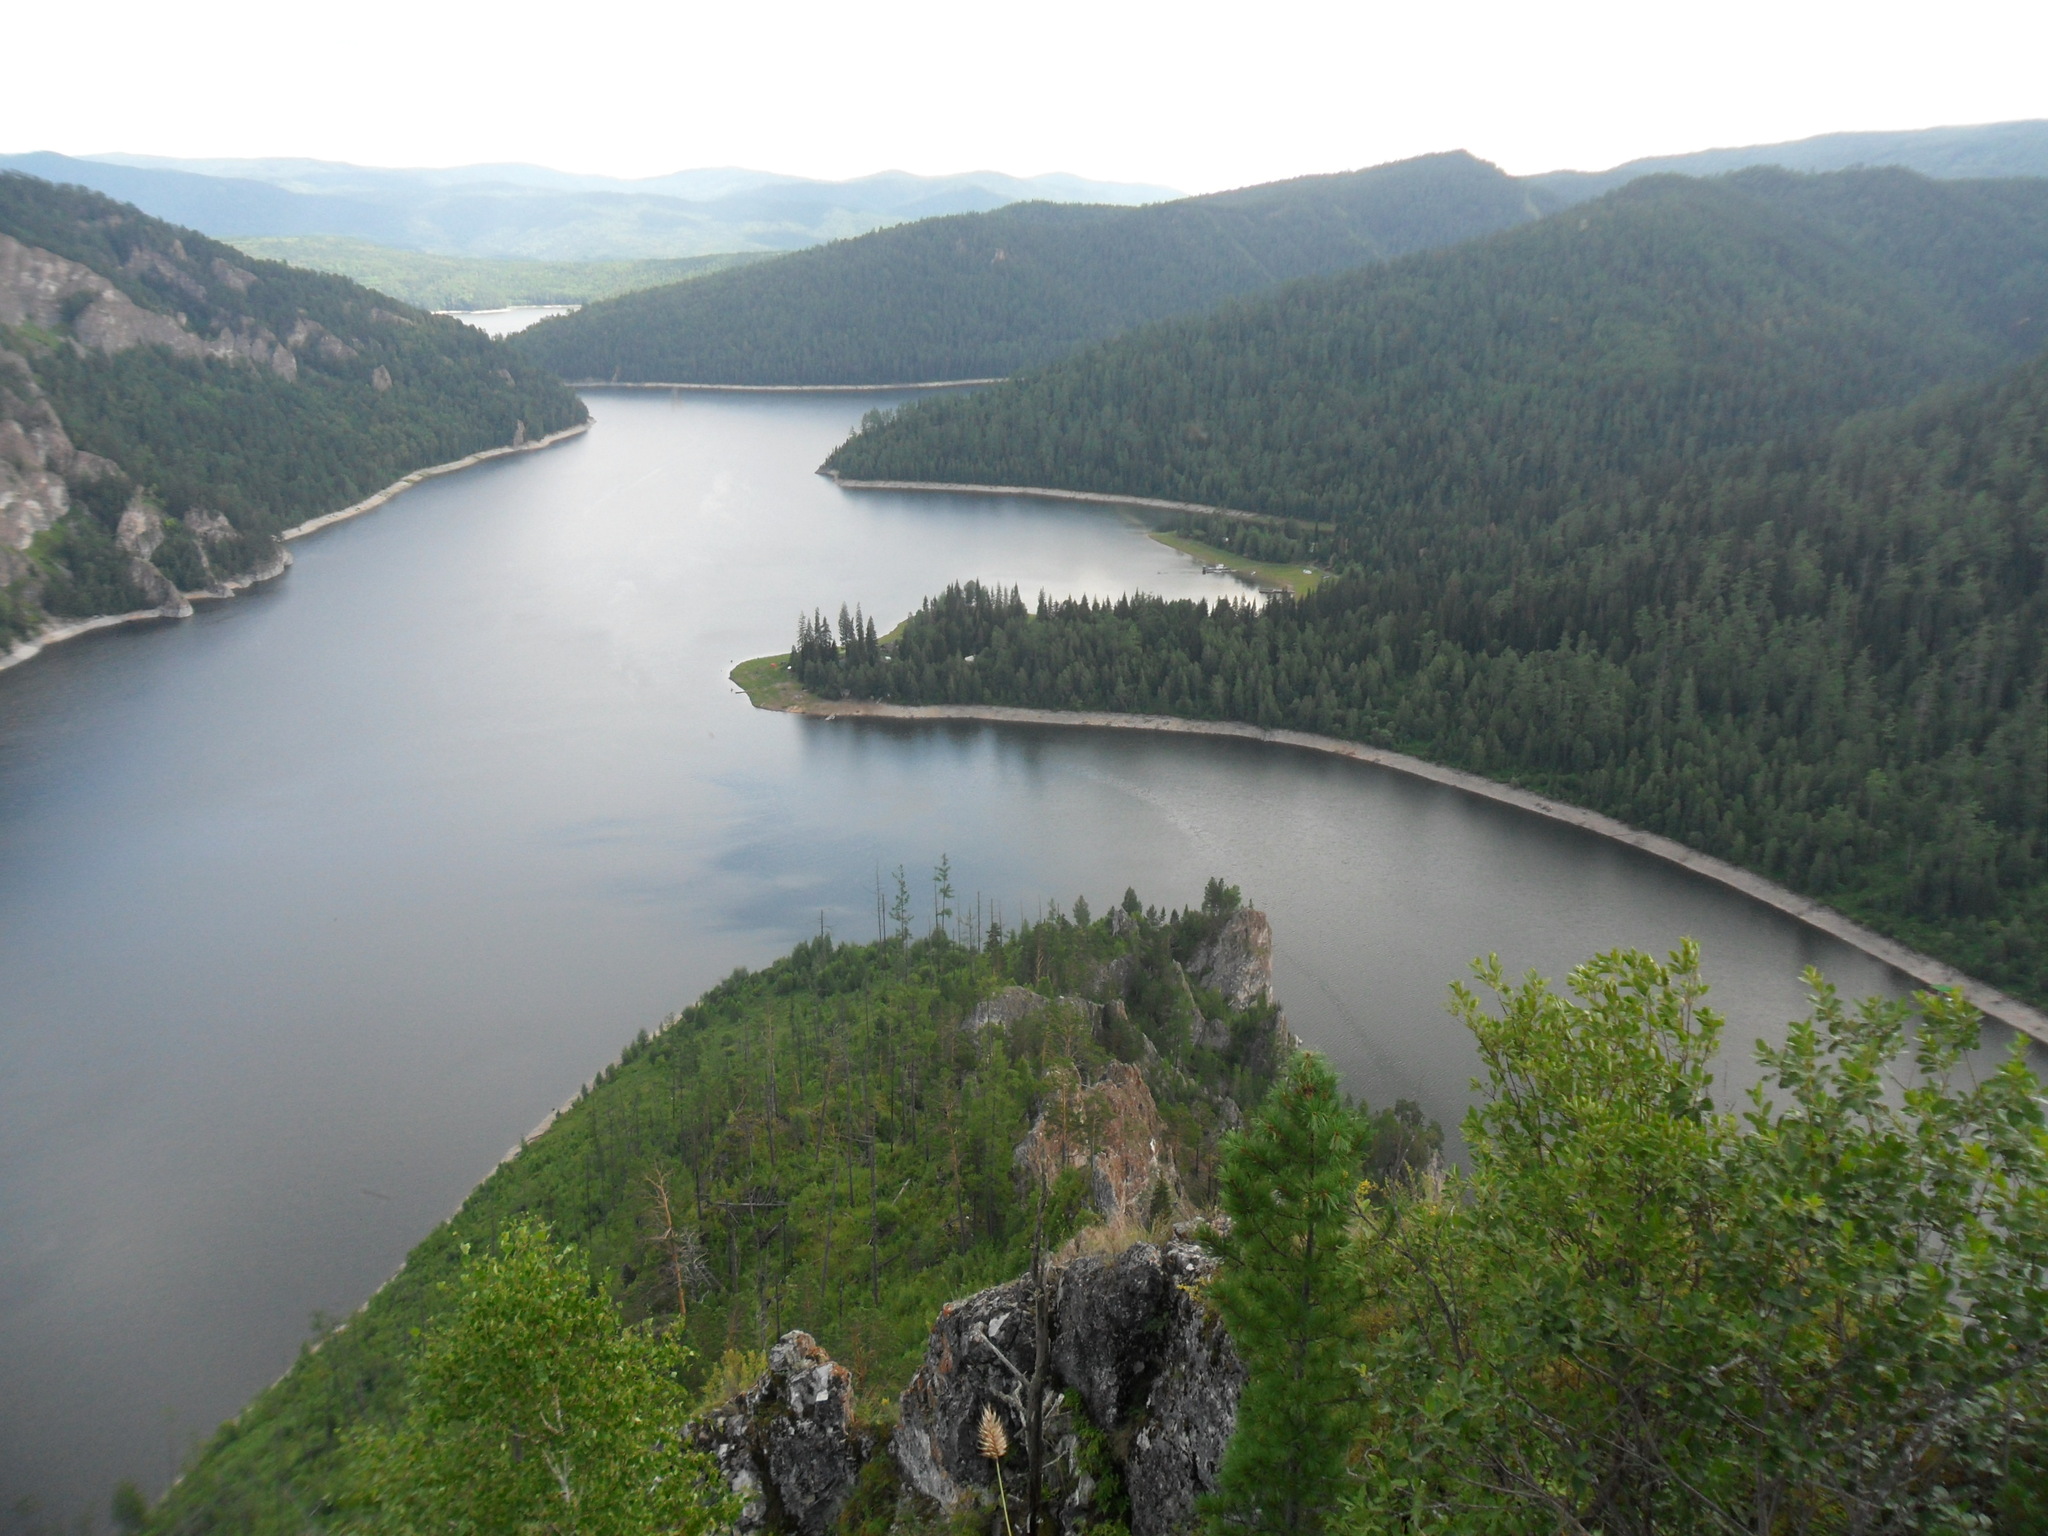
[140,887,1304,1536]
[795,172,2048,1008]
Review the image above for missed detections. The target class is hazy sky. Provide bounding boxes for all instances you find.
[6,0,2044,192]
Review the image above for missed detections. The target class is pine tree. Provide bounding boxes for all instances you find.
[1205,1053,1367,1534]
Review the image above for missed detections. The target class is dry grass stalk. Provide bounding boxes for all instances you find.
[978,1404,1015,1536]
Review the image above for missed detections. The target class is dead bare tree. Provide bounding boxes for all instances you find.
[643,1169,714,1326]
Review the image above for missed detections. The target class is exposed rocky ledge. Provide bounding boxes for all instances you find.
[704,1238,1241,1536]
[689,1331,872,1535]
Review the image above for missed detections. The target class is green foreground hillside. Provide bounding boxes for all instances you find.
[806,168,2048,1007]
[0,173,585,648]
[147,909,2048,1535]
[510,152,1542,384]
[146,888,1336,1536]
[231,237,768,312]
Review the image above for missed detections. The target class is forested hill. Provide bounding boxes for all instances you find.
[799,344,2048,1008]
[509,152,1541,384]
[824,168,2048,510]
[139,887,1378,1536]
[1,172,585,652]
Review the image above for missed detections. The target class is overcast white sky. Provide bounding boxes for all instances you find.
[5,0,2044,192]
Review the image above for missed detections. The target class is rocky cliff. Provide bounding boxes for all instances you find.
[701,1238,1242,1536]
[683,906,1293,1534]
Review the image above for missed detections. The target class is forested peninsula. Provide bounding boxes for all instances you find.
[805,168,2048,1008]
[509,152,1543,385]
[138,897,2048,1535]
[0,172,587,658]
[140,887,1329,1536]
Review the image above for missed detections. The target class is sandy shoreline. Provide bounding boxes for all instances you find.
[821,469,1320,528]
[758,691,2048,1045]
[575,379,1000,393]
[0,423,588,676]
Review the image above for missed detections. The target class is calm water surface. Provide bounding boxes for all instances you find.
[2,391,2031,1521]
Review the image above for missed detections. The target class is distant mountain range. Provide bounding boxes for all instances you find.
[4,120,2042,270]
[0,153,1179,260]
[1525,118,2048,204]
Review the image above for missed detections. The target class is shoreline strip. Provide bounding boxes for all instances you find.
[765,693,2048,1045]
[278,421,589,540]
[571,379,1000,394]
[0,423,589,676]
[821,470,1326,529]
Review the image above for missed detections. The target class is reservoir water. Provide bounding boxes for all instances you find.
[441,304,577,336]
[1,391,2033,1523]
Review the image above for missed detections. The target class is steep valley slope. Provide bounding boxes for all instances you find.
[0,172,586,660]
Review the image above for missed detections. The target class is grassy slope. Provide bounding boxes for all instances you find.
[230,238,770,311]
[145,906,1294,1536]
[1149,532,1325,596]
[510,152,1543,385]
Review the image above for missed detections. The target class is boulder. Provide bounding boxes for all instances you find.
[690,1331,869,1535]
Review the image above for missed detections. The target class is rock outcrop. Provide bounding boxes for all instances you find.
[690,1331,870,1536]
[1120,1244,1245,1536]
[1187,909,1274,1011]
[893,1273,1039,1512]
[893,1239,1242,1535]
[0,350,79,584]
[966,985,1053,1032]
[1015,1061,1179,1224]
[1185,909,1304,1062]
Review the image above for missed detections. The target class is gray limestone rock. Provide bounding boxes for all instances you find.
[893,1276,1038,1512]
[1123,1243,1244,1536]
[894,1240,1242,1535]
[1187,909,1274,1011]
[690,1331,869,1536]
[966,985,1051,1032]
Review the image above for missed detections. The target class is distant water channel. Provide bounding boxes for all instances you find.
[2,390,2036,1523]
[441,304,576,336]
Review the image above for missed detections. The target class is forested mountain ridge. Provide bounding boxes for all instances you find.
[824,168,2048,510]
[139,889,1365,1536]
[510,152,1543,384]
[799,332,2048,1006]
[134,911,2048,1533]
[0,172,586,654]
[1525,116,2048,205]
